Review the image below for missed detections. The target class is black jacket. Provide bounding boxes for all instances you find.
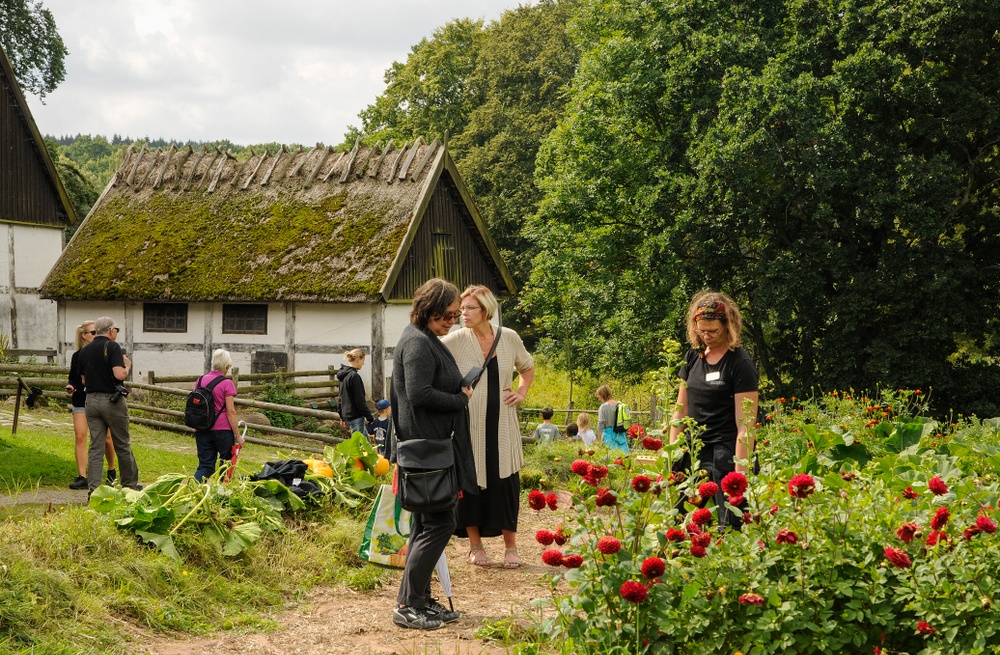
[336,364,374,422]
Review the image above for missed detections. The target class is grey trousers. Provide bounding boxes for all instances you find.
[86,392,139,490]
[396,507,457,608]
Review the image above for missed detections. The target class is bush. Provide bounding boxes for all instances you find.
[259,380,298,429]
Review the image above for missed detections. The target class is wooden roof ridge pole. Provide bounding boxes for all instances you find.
[398,136,424,181]
[339,138,362,183]
[286,144,315,178]
[260,145,287,186]
[386,140,409,184]
[368,139,393,178]
[125,143,147,186]
[152,144,178,189]
[111,145,134,187]
[320,151,346,182]
[354,141,378,178]
[135,148,161,189]
[243,148,270,189]
[207,149,235,192]
[410,137,440,181]
[304,145,335,188]
[199,147,223,189]
[230,147,253,187]
[182,146,210,190]
[172,145,194,190]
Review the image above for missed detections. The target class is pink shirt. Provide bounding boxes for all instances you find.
[199,370,238,432]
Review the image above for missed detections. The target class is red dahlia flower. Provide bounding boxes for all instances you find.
[963,526,982,541]
[561,553,583,568]
[884,546,912,569]
[528,489,546,511]
[595,487,617,507]
[570,459,590,476]
[692,532,712,548]
[597,535,621,554]
[632,475,652,493]
[916,621,936,635]
[640,436,662,451]
[686,522,702,536]
[589,465,608,481]
[776,529,798,545]
[535,529,555,546]
[613,457,624,466]
[620,580,648,603]
[738,592,765,606]
[628,424,646,439]
[928,476,948,495]
[665,527,687,542]
[896,522,919,544]
[930,506,950,531]
[769,504,780,515]
[902,486,919,500]
[742,512,754,525]
[553,528,568,546]
[641,557,666,579]
[541,549,563,566]
[690,544,707,558]
[976,515,998,534]
[728,494,744,506]
[698,481,719,498]
[692,508,713,527]
[788,474,816,498]
[721,471,748,496]
[546,492,558,510]
[925,530,947,546]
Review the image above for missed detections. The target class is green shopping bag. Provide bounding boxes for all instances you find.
[358,483,411,569]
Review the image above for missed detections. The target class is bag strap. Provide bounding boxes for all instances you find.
[482,311,504,364]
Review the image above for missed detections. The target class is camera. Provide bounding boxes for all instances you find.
[109,383,130,403]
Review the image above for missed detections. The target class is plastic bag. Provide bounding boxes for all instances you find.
[358,484,411,569]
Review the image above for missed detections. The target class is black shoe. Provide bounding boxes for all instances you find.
[69,475,88,490]
[392,606,443,630]
[425,597,461,623]
[106,469,117,485]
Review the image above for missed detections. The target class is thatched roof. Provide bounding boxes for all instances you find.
[41,138,507,302]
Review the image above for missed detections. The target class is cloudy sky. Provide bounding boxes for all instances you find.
[26,0,530,146]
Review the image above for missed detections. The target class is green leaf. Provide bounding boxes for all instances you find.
[135,530,181,560]
[223,522,262,556]
[88,485,124,513]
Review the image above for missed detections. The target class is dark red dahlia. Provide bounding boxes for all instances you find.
[692,532,712,548]
[925,530,947,546]
[595,487,617,507]
[787,474,816,498]
[928,476,948,496]
[570,459,590,476]
[641,557,666,579]
[597,535,621,554]
[541,549,563,566]
[632,475,652,493]
[546,492,558,511]
[776,529,798,545]
[883,546,912,569]
[562,553,583,568]
[916,621,936,635]
[930,506,950,531]
[976,515,998,534]
[738,592,765,606]
[620,580,649,603]
[641,436,662,451]
[665,527,686,542]
[690,544,707,558]
[590,465,609,481]
[698,481,719,499]
[896,522,919,544]
[528,489,546,511]
[721,471,747,496]
[728,494,744,507]
[536,529,556,546]
[692,507,713,527]
[902,486,919,500]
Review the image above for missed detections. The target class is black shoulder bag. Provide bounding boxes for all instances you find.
[395,435,457,513]
[459,314,503,389]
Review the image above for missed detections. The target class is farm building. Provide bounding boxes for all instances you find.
[40,137,515,399]
[0,44,76,359]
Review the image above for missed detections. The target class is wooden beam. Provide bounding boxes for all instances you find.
[339,138,361,183]
[135,149,161,189]
[199,147,222,188]
[320,151,346,182]
[173,145,194,189]
[386,140,409,184]
[182,146,209,190]
[152,144,177,189]
[410,137,441,181]
[125,143,147,186]
[230,147,253,187]
[304,145,335,188]
[368,139,393,178]
[207,150,235,192]
[243,149,270,189]
[354,141,378,178]
[260,145,286,186]
[287,144,317,178]
[398,136,424,181]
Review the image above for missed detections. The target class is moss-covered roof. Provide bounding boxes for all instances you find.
[41,139,447,302]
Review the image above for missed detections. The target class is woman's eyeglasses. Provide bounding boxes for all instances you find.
[696,328,722,338]
[435,312,462,322]
[86,330,96,335]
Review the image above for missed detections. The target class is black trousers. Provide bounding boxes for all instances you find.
[397,506,457,608]
[674,441,745,530]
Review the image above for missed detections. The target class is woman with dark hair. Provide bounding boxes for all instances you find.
[389,278,475,630]
[669,290,758,530]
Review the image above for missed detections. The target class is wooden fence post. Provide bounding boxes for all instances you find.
[12,375,23,436]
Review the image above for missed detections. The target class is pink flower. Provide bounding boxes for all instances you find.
[788,474,816,498]
[541,549,563,566]
[896,522,919,544]
[738,592,765,606]
[976,515,998,534]
[928,476,948,495]
[641,557,666,579]
[562,553,583,568]
[690,544,707,558]
[930,506,950,531]
[546,492,558,511]
[535,529,555,546]
[925,530,947,546]
[884,546,912,569]
[721,471,748,496]
[597,536,621,555]
[528,490,546,511]
[698,481,719,499]
[571,460,590,476]
[902,486,919,500]
[665,527,686,542]
[595,487,617,507]
[632,475,652,493]
[620,580,648,603]
[640,436,662,451]
[916,621,936,635]
[776,529,798,545]
[692,508,713,527]
[769,504,780,515]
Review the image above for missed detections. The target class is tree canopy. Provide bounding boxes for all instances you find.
[0,0,67,100]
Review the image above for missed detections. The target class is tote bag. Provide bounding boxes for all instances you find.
[358,484,411,569]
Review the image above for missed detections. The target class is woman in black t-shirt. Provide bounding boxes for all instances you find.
[669,291,758,529]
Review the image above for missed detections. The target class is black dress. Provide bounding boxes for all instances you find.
[455,357,520,537]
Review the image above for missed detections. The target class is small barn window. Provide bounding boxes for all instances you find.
[223,304,267,335]
[143,303,188,333]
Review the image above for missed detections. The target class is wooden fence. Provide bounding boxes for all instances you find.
[520,395,665,432]
[149,367,340,406]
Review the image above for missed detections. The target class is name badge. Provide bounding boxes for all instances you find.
[705,371,721,382]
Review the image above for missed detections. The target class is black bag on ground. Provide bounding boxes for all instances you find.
[184,375,226,430]
[249,459,309,486]
[395,438,457,513]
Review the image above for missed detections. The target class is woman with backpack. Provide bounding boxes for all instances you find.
[192,349,243,481]
[337,348,375,437]
[595,385,630,453]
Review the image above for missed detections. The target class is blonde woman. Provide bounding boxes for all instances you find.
[442,285,535,568]
[336,348,374,436]
[65,320,116,489]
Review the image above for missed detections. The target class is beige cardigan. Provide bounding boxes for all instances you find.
[441,326,534,488]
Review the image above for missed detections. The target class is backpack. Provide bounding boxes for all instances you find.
[613,402,632,434]
[184,375,226,430]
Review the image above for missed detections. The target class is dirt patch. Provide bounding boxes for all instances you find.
[136,496,570,655]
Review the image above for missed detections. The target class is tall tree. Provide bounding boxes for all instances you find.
[528,0,1000,415]
[0,0,67,100]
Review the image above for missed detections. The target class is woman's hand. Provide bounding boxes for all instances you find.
[461,385,474,400]
[502,387,526,406]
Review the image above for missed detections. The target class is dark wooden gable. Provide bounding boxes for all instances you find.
[0,46,74,227]
[389,166,511,300]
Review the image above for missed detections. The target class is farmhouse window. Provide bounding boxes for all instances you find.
[222,304,268,335]
[143,303,188,333]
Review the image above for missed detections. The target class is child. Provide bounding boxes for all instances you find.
[369,399,391,455]
[576,412,597,446]
[531,407,561,443]
[565,423,579,440]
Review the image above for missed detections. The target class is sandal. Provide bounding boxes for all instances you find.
[503,547,522,569]
[469,545,491,566]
